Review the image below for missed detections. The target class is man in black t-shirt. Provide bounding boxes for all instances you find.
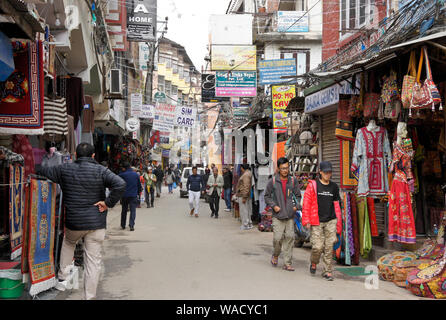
[302,161,342,281]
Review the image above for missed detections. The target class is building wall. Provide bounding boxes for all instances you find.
[264,41,322,71]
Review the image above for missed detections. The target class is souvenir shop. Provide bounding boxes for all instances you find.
[305,36,446,298]
[0,30,98,297]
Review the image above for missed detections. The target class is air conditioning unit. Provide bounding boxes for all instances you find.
[109,69,121,94]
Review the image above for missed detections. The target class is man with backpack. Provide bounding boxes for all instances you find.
[302,161,342,281]
[264,157,301,271]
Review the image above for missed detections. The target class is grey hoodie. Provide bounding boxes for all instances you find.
[264,174,301,220]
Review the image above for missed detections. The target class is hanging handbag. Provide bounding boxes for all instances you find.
[423,46,442,109]
[363,93,381,118]
[410,47,434,110]
[401,51,417,109]
[381,73,400,104]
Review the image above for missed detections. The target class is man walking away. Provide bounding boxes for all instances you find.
[119,162,142,231]
[38,143,126,300]
[264,157,301,271]
[166,168,175,194]
[143,167,157,208]
[187,166,205,218]
[302,161,342,281]
[236,164,253,230]
[154,165,164,197]
[223,167,233,212]
[207,167,224,218]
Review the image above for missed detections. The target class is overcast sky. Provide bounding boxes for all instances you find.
[157,0,230,71]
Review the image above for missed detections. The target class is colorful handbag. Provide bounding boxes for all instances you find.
[411,47,435,110]
[363,93,381,118]
[423,46,442,109]
[381,73,400,104]
[401,51,417,109]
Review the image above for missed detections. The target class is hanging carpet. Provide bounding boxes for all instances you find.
[9,164,24,259]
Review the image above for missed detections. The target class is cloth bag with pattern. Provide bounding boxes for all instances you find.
[401,51,417,109]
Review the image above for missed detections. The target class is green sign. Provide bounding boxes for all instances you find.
[154,92,166,102]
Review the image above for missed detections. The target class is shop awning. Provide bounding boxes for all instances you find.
[0,31,14,81]
[385,30,446,51]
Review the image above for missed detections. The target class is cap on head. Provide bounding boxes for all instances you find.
[319,161,333,172]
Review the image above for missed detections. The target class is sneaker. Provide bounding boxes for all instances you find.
[323,273,334,281]
[130,227,135,231]
[121,226,125,230]
[310,263,317,275]
[214,215,218,219]
[211,212,215,218]
[240,226,249,230]
[55,280,68,291]
[224,208,231,212]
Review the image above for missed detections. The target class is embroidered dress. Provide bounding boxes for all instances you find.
[388,140,416,244]
[351,127,392,197]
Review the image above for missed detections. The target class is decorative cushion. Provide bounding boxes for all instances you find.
[377,251,418,281]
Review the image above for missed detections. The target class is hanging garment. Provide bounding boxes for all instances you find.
[65,77,84,129]
[357,197,372,259]
[43,97,68,135]
[350,194,360,265]
[65,115,76,155]
[367,198,379,237]
[346,193,355,258]
[343,193,351,265]
[388,140,416,244]
[351,127,392,197]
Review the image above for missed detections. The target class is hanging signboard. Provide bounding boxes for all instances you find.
[126,117,140,132]
[258,59,297,85]
[139,43,150,71]
[153,103,176,132]
[201,74,230,103]
[272,85,296,132]
[175,106,197,128]
[211,45,256,71]
[127,0,157,42]
[277,11,309,32]
[140,104,154,119]
[215,71,257,97]
[130,93,142,117]
[154,91,167,103]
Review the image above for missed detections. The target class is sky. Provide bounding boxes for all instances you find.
[157,0,230,71]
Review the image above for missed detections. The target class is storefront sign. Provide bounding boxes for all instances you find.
[127,0,157,42]
[201,74,230,103]
[272,85,296,131]
[304,78,360,113]
[154,91,166,103]
[258,59,297,85]
[153,103,176,132]
[211,45,256,71]
[215,71,257,97]
[126,117,140,132]
[162,149,170,158]
[175,106,197,128]
[277,11,309,32]
[139,43,150,71]
[130,93,142,117]
[140,104,154,119]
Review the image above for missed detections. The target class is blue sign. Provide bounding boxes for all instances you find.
[259,59,297,85]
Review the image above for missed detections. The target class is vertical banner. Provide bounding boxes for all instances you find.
[272,85,295,133]
[127,0,157,42]
[131,93,143,117]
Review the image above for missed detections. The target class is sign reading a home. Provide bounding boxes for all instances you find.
[127,0,157,42]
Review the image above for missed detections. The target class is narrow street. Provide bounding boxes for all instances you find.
[57,186,418,300]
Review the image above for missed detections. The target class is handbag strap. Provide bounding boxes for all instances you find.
[407,51,416,76]
[416,47,424,83]
[423,46,432,80]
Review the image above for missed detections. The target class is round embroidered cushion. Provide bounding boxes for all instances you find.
[392,259,432,288]
[407,259,446,299]
[377,251,418,281]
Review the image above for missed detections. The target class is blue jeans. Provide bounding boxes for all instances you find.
[121,197,137,228]
[168,183,173,193]
[224,188,232,209]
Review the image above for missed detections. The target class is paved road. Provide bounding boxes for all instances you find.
[59,186,419,300]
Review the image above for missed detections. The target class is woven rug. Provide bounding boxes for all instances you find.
[339,139,358,189]
[0,41,44,134]
[9,164,24,259]
[336,267,373,277]
[23,178,57,296]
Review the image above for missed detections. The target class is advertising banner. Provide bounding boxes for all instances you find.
[130,93,142,117]
[139,43,150,71]
[201,74,230,103]
[258,59,297,85]
[127,0,157,42]
[215,71,257,97]
[153,103,176,132]
[277,11,309,32]
[211,45,256,71]
[272,85,296,131]
[175,106,197,128]
[140,104,154,119]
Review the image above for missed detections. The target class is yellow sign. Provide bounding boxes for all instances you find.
[272,85,296,130]
[211,45,256,71]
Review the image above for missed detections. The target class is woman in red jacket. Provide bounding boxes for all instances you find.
[302,161,342,281]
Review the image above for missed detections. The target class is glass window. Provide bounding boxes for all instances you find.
[173,60,178,74]
[158,75,165,93]
[172,85,178,97]
[165,81,171,96]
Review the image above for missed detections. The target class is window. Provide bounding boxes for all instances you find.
[340,0,372,35]
[158,75,165,93]
[172,60,178,74]
[278,0,308,11]
[172,85,178,97]
[178,65,184,78]
[280,49,310,74]
[165,81,171,96]
[165,55,172,69]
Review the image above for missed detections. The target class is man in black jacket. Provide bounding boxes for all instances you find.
[223,167,233,212]
[153,165,164,197]
[39,143,126,300]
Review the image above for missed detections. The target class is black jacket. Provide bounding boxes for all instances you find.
[223,171,232,189]
[39,157,126,230]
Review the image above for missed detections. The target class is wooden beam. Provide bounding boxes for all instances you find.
[427,40,446,53]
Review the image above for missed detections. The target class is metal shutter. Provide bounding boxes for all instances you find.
[321,111,340,186]
[374,201,386,236]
